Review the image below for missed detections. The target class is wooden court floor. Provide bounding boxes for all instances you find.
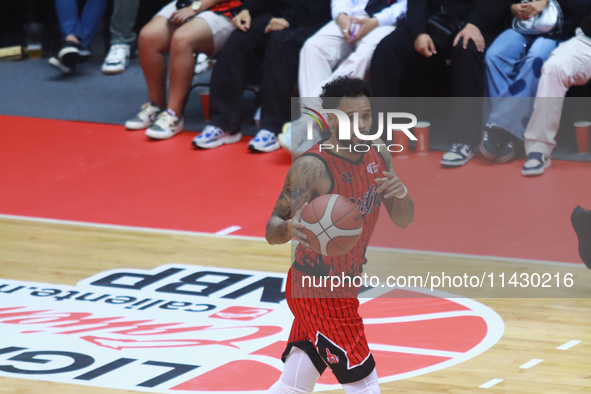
[0,216,590,393]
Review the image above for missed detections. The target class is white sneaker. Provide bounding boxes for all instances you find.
[193,125,242,149]
[194,53,213,74]
[279,119,321,158]
[125,103,161,130]
[249,129,280,153]
[102,44,130,75]
[145,110,183,140]
[278,122,292,152]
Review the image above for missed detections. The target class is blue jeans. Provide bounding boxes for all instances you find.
[55,0,108,49]
[485,29,561,139]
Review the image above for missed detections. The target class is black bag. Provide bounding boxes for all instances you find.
[427,13,465,50]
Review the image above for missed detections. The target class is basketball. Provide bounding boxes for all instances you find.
[300,194,364,256]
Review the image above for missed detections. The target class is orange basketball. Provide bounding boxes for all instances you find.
[300,194,364,256]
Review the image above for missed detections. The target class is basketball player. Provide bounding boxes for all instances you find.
[265,76,414,393]
[572,205,591,269]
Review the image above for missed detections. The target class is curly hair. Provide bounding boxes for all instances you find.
[319,75,372,110]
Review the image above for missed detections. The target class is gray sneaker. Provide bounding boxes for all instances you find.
[125,103,161,130]
[145,110,183,140]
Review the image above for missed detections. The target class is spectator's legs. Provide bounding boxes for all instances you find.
[368,23,419,144]
[368,23,415,98]
[208,16,268,134]
[259,27,316,134]
[110,0,140,45]
[485,29,530,98]
[525,33,591,157]
[168,18,215,116]
[138,16,175,109]
[298,21,353,99]
[102,0,138,74]
[77,0,108,49]
[331,24,394,84]
[488,36,561,140]
[54,0,81,41]
[448,38,488,147]
[439,35,492,167]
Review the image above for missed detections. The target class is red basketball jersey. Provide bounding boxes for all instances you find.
[294,144,386,278]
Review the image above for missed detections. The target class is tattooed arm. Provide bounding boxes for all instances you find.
[375,145,414,229]
[266,155,332,245]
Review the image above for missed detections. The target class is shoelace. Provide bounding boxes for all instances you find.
[202,126,222,138]
[257,131,274,141]
[106,45,128,63]
[138,103,159,117]
[154,112,175,128]
[527,152,544,163]
[450,143,464,152]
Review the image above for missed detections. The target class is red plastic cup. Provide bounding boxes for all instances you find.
[393,130,409,158]
[414,121,430,155]
[200,91,210,120]
[574,121,590,153]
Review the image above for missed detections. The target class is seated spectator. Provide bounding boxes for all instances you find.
[522,13,591,176]
[48,0,108,74]
[280,0,407,155]
[102,0,140,75]
[125,0,241,140]
[193,0,330,152]
[369,0,510,168]
[480,0,591,165]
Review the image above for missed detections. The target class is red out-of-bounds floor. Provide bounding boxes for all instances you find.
[1,115,590,264]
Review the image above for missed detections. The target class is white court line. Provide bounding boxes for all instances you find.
[369,343,462,359]
[479,379,503,389]
[519,359,543,369]
[0,213,262,241]
[363,310,480,324]
[557,340,582,350]
[215,226,242,236]
[0,213,583,268]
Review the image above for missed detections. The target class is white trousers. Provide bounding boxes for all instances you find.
[298,18,395,101]
[524,29,591,156]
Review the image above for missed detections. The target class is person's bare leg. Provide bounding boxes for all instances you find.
[138,16,175,109]
[65,34,80,43]
[167,17,214,115]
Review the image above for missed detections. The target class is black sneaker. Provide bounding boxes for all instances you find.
[441,143,473,167]
[521,152,550,176]
[48,56,73,74]
[496,140,516,164]
[479,127,500,161]
[58,40,90,68]
[495,133,517,164]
